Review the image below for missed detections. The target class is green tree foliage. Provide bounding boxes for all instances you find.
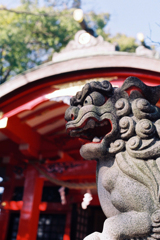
[0,0,137,83]
[0,3,79,83]
[108,33,138,53]
[86,12,110,38]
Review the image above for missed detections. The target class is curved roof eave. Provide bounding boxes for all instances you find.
[0,52,160,98]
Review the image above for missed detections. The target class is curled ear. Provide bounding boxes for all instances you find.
[70,81,113,106]
[121,76,160,105]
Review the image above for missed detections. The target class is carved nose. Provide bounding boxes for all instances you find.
[65,106,79,122]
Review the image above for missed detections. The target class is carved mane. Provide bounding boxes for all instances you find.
[65,77,160,240]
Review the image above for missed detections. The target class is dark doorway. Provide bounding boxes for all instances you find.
[71,205,106,240]
[6,213,66,240]
[87,206,106,234]
[37,213,66,240]
[7,213,20,240]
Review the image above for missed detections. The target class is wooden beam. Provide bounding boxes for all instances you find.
[19,144,39,158]
[1,115,41,148]
[44,125,65,137]
[0,116,59,158]
[0,115,60,158]
[1,115,41,158]
[58,152,75,162]
[20,102,65,122]
[0,139,19,156]
[33,113,64,131]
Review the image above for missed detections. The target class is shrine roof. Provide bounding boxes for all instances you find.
[0,51,160,98]
[0,31,160,184]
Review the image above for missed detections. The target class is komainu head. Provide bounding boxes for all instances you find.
[65,76,160,160]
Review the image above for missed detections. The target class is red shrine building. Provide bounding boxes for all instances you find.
[0,30,160,240]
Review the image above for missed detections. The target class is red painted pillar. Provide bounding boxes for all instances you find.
[0,166,15,240]
[63,210,71,240]
[16,166,44,240]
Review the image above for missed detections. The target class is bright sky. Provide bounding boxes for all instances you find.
[1,0,160,50]
[82,0,160,50]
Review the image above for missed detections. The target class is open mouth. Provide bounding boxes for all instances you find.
[67,117,112,143]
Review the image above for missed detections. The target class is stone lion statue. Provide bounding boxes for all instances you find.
[65,76,160,240]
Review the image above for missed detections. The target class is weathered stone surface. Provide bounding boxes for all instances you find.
[52,30,118,63]
[65,77,160,239]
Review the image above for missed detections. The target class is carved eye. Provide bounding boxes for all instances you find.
[83,95,93,106]
[90,92,106,106]
[83,92,106,106]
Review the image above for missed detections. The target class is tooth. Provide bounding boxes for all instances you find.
[87,119,95,129]
[92,136,101,142]
[83,124,89,130]
[70,130,80,137]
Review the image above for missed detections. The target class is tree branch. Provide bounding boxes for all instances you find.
[0,68,11,84]
[0,7,68,17]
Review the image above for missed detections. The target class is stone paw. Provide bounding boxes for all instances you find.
[83,231,102,240]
